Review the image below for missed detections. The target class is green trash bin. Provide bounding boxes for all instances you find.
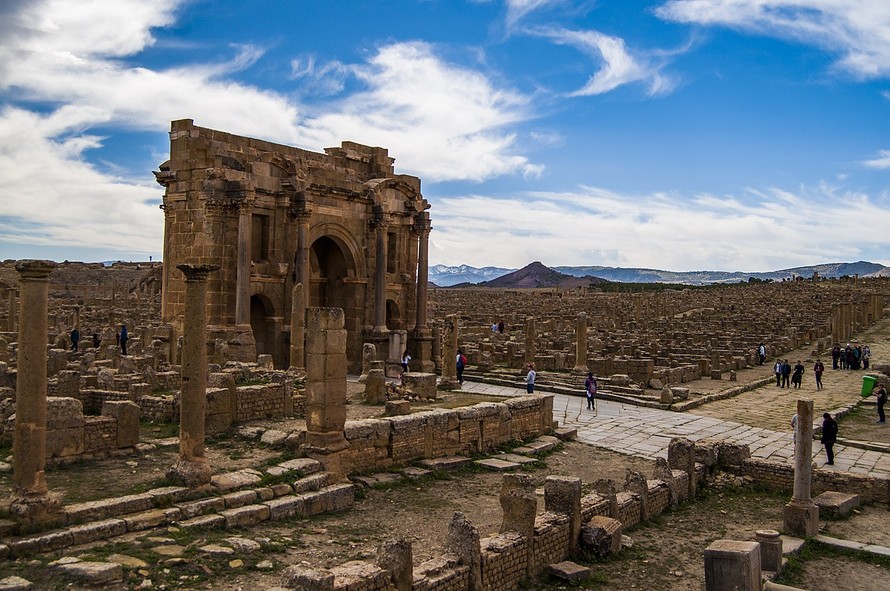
[861,375,877,397]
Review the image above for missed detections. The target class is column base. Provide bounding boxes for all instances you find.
[9,493,63,533]
[167,459,213,488]
[409,333,435,373]
[438,378,461,390]
[303,433,350,480]
[783,499,819,537]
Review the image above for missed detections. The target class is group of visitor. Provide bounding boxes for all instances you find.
[830,343,870,370]
[68,328,102,352]
[773,359,805,388]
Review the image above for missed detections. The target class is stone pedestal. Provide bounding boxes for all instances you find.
[703,540,760,591]
[755,529,783,573]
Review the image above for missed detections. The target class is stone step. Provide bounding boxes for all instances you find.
[493,453,538,465]
[475,458,520,472]
[553,427,577,441]
[514,435,560,455]
[1,474,348,560]
[417,456,471,471]
[548,560,591,582]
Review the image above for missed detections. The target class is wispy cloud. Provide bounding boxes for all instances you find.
[532,27,678,96]
[429,183,890,270]
[863,149,890,169]
[656,0,890,79]
[504,0,566,32]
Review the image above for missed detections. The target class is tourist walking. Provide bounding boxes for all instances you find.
[774,359,783,386]
[119,324,128,356]
[876,384,887,424]
[456,349,467,385]
[92,332,100,349]
[831,345,841,370]
[781,359,791,388]
[791,361,804,388]
[401,350,411,377]
[584,371,597,412]
[821,413,838,465]
[791,413,798,446]
[758,343,766,365]
[813,359,824,390]
[525,363,536,394]
[70,327,80,352]
[863,345,871,370]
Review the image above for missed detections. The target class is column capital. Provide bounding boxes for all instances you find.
[15,259,57,280]
[177,264,220,282]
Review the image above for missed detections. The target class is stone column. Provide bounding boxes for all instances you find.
[235,204,252,326]
[440,314,459,389]
[544,476,582,552]
[783,398,819,537]
[372,208,388,333]
[7,289,16,332]
[289,283,305,369]
[446,512,482,591]
[411,212,435,372]
[573,312,588,372]
[168,264,218,488]
[304,307,349,476]
[431,324,442,373]
[10,260,60,529]
[524,316,536,365]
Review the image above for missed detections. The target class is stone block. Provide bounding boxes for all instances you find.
[101,400,140,448]
[220,504,271,528]
[703,540,760,591]
[548,561,590,582]
[813,491,861,518]
[281,566,334,591]
[475,458,519,471]
[402,372,437,400]
[385,400,411,416]
[53,560,123,585]
[581,516,623,556]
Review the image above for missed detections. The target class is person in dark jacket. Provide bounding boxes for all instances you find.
[821,413,838,465]
[119,324,129,356]
[70,328,80,351]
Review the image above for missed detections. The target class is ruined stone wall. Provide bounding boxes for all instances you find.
[733,458,890,504]
[531,513,571,573]
[479,532,527,591]
[339,396,553,475]
[83,416,118,454]
[235,383,289,421]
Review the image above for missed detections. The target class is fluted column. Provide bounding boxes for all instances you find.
[168,264,218,488]
[289,282,305,369]
[235,203,252,326]
[11,260,60,528]
[411,212,434,372]
[373,208,388,333]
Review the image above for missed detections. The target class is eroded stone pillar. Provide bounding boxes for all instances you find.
[500,473,537,576]
[304,307,349,476]
[289,282,305,369]
[669,437,697,499]
[524,316,536,364]
[446,512,482,591]
[783,398,819,537]
[573,312,588,372]
[10,260,60,529]
[168,264,218,488]
[544,476,582,552]
[372,209,388,333]
[441,314,459,389]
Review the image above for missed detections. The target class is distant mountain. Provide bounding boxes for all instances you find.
[473,261,607,289]
[429,264,512,287]
[429,261,890,286]
[555,261,889,285]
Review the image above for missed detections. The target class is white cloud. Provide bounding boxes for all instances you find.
[0,107,162,254]
[295,42,539,182]
[863,149,890,169]
[656,0,890,79]
[533,27,678,96]
[0,1,546,254]
[428,183,890,271]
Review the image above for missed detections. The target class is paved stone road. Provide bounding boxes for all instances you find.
[459,381,890,477]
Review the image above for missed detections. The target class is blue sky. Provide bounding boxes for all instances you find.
[1,0,889,272]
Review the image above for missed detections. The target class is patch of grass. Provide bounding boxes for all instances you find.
[141,418,179,439]
[776,538,890,586]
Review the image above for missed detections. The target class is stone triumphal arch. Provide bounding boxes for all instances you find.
[154,119,433,373]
